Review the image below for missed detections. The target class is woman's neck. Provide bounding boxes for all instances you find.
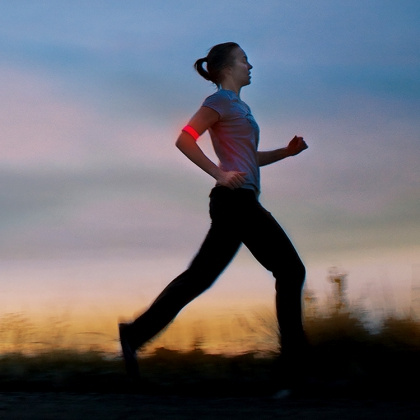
[220,80,241,97]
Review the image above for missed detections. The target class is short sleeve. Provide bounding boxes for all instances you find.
[201,91,232,120]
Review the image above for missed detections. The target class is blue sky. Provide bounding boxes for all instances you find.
[1,1,419,324]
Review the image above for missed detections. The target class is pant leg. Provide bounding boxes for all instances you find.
[130,188,241,348]
[237,197,306,355]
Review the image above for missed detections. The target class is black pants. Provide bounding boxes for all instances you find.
[131,186,306,355]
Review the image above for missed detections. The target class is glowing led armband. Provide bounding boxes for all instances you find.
[182,125,200,141]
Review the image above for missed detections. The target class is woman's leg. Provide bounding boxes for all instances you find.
[125,188,241,350]
[129,225,241,348]
[239,199,306,357]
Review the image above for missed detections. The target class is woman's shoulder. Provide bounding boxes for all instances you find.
[205,89,236,102]
[202,89,238,112]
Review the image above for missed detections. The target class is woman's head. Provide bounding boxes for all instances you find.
[194,42,241,87]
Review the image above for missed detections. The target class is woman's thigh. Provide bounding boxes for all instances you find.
[240,203,303,276]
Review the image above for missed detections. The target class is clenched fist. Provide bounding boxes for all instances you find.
[286,136,308,156]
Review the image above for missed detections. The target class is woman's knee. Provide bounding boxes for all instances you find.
[274,259,306,289]
[296,260,306,281]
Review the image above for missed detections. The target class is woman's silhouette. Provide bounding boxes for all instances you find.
[119,42,309,384]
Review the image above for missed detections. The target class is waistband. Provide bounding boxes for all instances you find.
[209,186,258,201]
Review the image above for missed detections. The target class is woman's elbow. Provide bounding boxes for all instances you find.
[175,133,194,152]
[175,134,184,150]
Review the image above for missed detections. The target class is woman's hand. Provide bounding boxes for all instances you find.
[286,136,308,156]
[216,170,247,190]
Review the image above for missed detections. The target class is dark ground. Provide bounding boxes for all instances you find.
[0,349,419,419]
[0,391,419,419]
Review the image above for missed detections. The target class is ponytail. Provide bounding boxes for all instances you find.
[194,57,211,81]
[194,42,239,86]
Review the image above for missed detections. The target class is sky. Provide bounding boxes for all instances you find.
[1,1,419,350]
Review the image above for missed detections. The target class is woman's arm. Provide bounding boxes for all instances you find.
[257,136,308,167]
[175,106,246,189]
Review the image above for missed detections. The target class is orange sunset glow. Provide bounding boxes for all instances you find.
[1,1,419,361]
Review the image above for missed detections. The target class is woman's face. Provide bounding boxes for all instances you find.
[226,47,253,87]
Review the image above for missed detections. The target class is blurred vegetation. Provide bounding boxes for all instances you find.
[0,310,418,397]
[0,268,419,397]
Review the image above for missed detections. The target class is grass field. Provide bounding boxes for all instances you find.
[0,307,418,399]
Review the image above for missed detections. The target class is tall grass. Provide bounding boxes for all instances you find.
[0,302,418,397]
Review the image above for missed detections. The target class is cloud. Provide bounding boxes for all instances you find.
[0,0,419,265]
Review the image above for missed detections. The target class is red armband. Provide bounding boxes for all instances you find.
[182,125,200,141]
